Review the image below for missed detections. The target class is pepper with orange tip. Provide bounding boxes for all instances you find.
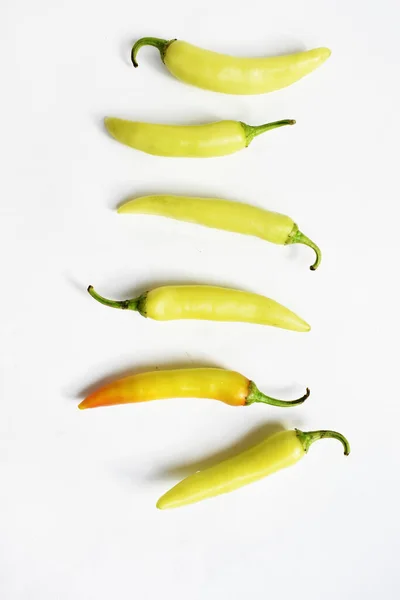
[78,367,310,410]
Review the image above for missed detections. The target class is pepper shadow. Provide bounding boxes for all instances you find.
[256,40,307,57]
[119,36,137,68]
[71,359,224,400]
[285,243,302,263]
[65,273,91,297]
[151,420,286,481]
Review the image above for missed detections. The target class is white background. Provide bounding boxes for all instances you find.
[1,0,400,598]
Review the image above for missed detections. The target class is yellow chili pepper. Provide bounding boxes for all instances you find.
[87,284,310,332]
[78,368,310,410]
[157,428,350,509]
[118,194,321,270]
[104,117,295,158]
[131,37,331,95]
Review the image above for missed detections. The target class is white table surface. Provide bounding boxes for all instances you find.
[1,0,399,598]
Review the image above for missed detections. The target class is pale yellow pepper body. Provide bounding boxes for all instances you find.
[132,38,331,95]
[157,429,350,509]
[144,285,310,331]
[165,42,331,95]
[105,118,244,157]
[118,195,321,270]
[157,431,304,509]
[119,195,294,244]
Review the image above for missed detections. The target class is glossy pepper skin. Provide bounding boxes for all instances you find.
[131,37,331,95]
[78,368,310,410]
[157,429,350,509]
[118,195,321,270]
[87,285,310,332]
[104,117,294,158]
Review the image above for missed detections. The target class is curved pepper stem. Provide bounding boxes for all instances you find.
[241,119,296,146]
[287,226,322,271]
[296,429,351,455]
[246,382,310,407]
[131,37,176,67]
[87,285,140,311]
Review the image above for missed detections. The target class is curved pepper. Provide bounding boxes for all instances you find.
[78,368,310,410]
[118,194,321,270]
[157,428,350,509]
[87,284,310,332]
[104,117,295,158]
[131,37,331,95]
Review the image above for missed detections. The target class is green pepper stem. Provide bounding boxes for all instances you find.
[131,37,176,67]
[287,226,322,271]
[241,119,296,146]
[296,429,351,455]
[246,382,310,407]
[87,285,140,311]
